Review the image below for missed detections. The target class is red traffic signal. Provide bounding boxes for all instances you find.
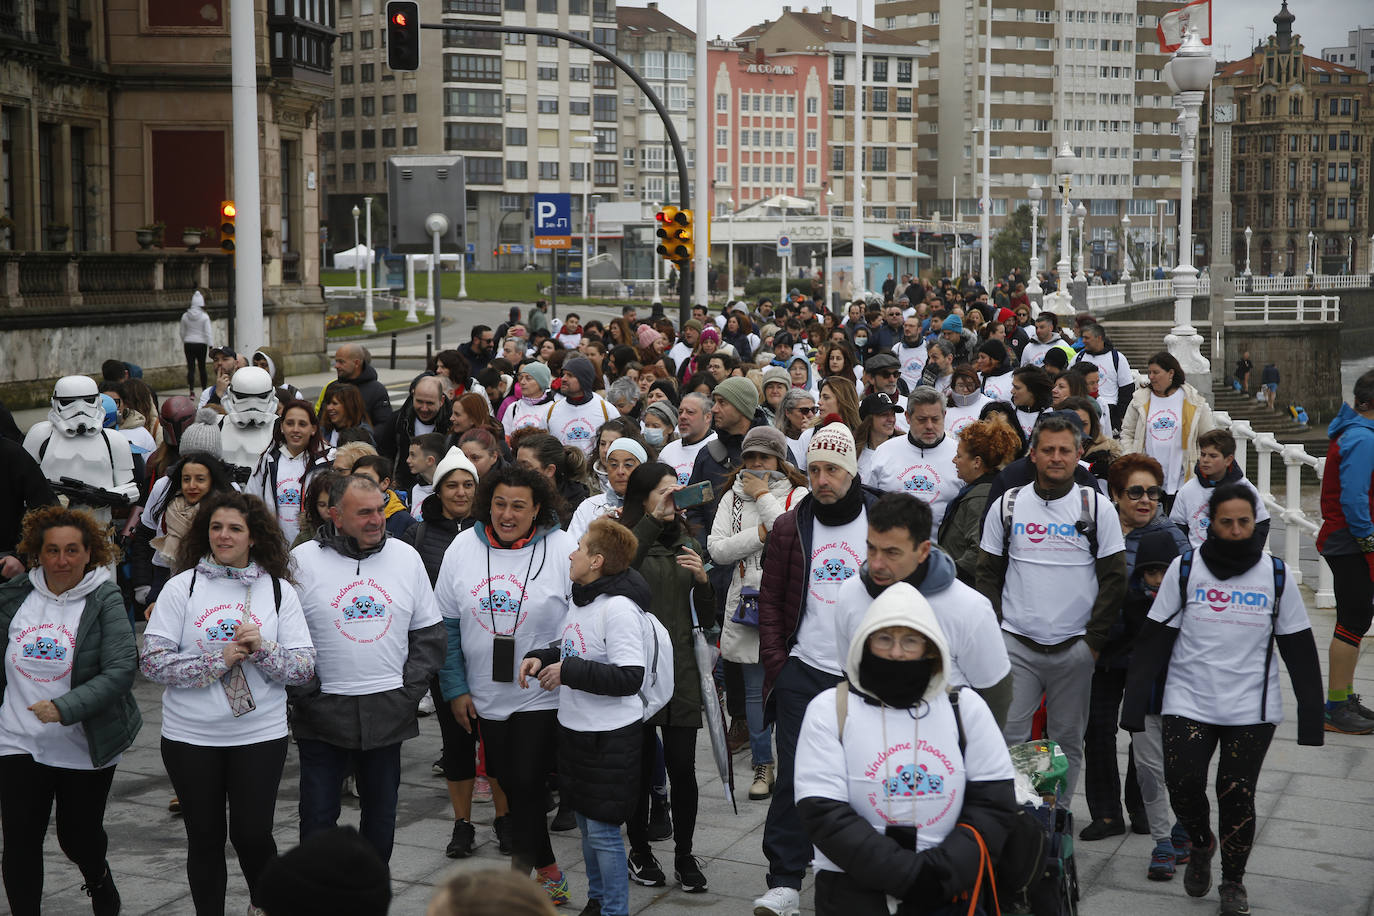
[386,1,420,71]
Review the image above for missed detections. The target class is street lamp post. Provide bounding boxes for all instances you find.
[725,196,735,300]
[1307,230,1315,277]
[351,205,362,291]
[1027,181,1043,300]
[1074,202,1087,284]
[1121,213,1132,282]
[577,136,596,301]
[1243,225,1252,293]
[1369,233,1374,279]
[362,196,376,333]
[1044,144,1078,316]
[825,187,835,312]
[1156,198,1168,279]
[1162,27,1211,377]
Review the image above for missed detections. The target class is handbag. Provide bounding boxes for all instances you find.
[731,586,760,627]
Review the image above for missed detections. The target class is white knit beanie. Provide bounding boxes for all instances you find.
[806,418,858,477]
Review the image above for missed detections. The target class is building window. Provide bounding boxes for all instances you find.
[361,129,375,148]
[871,89,888,112]
[897,59,912,83]
[716,93,728,111]
[594,94,617,121]
[445,89,502,116]
[594,160,616,186]
[569,99,590,115]
[404,93,417,112]
[872,58,888,82]
[444,54,502,82]
[507,161,528,179]
[832,148,845,172]
[715,165,728,183]
[341,130,356,149]
[465,157,503,184]
[537,0,556,11]
[569,66,589,82]
[896,95,911,113]
[361,97,375,116]
[806,96,817,114]
[363,161,376,181]
[539,161,558,179]
[360,63,374,82]
[832,86,845,110]
[445,0,500,11]
[382,94,395,114]
[833,55,844,80]
[593,127,616,154]
[593,62,615,88]
[381,128,395,147]
[507,127,527,145]
[341,98,355,117]
[537,97,559,113]
[537,65,559,81]
[445,123,502,150]
[805,130,816,149]
[805,167,817,185]
[403,127,417,146]
[871,148,888,171]
[343,163,356,182]
[340,65,353,84]
[340,32,352,51]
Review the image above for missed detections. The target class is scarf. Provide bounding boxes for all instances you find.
[811,475,866,527]
[1199,529,1266,580]
[194,557,265,583]
[152,496,200,564]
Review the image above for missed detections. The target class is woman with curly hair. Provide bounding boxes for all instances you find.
[938,419,1022,584]
[0,506,141,915]
[142,491,316,916]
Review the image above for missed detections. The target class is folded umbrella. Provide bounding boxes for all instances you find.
[693,626,737,814]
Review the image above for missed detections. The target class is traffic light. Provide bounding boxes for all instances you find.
[219,200,236,254]
[655,206,693,263]
[386,1,420,71]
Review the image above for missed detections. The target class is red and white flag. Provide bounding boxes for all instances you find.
[1157,0,1212,53]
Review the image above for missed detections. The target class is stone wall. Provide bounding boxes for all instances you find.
[1221,322,1344,419]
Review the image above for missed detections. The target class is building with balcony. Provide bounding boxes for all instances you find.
[1200,2,1374,276]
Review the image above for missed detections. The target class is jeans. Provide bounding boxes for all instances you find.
[0,754,116,916]
[162,736,289,915]
[577,812,630,916]
[741,662,773,765]
[296,739,402,862]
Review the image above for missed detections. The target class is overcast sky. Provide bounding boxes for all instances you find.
[639,0,1370,63]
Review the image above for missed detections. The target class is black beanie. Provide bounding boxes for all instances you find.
[978,339,1008,364]
[563,356,597,394]
[256,827,391,916]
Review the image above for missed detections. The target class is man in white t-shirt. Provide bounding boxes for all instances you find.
[892,315,928,393]
[867,387,962,529]
[1074,324,1135,433]
[545,356,612,456]
[290,476,446,862]
[975,414,1127,801]
[656,392,716,485]
[1019,313,1064,368]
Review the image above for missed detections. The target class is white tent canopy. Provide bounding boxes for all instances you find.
[331,243,375,269]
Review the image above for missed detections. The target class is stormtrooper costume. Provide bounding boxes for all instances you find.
[219,367,279,483]
[22,376,140,525]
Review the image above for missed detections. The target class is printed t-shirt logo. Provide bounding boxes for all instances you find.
[561,418,595,442]
[1012,519,1081,545]
[900,463,941,498]
[812,558,855,582]
[277,484,302,507]
[469,574,530,634]
[862,736,958,826]
[1195,584,1269,614]
[808,540,861,604]
[10,623,76,683]
[344,595,387,620]
[561,622,587,660]
[1149,409,1180,441]
[192,602,262,651]
[329,579,396,643]
[883,763,944,797]
[948,414,976,437]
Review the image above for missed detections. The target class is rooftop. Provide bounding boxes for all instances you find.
[735,6,912,50]
[616,3,695,41]
[1217,52,1368,80]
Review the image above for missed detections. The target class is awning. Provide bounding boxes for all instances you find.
[864,237,931,260]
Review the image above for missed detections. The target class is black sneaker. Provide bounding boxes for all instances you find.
[577,900,602,916]
[628,849,666,887]
[1183,835,1216,898]
[1325,699,1374,734]
[551,803,578,832]
[1078,818,1126,840]
[1127,808,1150,835]
[646,798,673,842]
[674,854,708,893]
[82,865,120,916]
[1350,693,1374,720]
[1219,880,1251,915]
[493,814,514,855]
[446,819,475,858]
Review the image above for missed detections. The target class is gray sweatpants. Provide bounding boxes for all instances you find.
[1002,633,1095,802]
[1131,714,1174,845]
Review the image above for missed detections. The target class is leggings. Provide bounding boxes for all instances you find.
[1163,716,1275,883]
[0,753,116,916]
[185,342,209,390]
[430,675,477,782]
[479,709,559,871]
[627,724,699,857]
[162,736,290,915]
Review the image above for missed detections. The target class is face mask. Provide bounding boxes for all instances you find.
[643,426,665,446]
[859,651,934,708]
[854,337,868,348]
[951,390,982,408]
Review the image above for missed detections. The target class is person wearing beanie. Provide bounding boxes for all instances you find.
[502,361,555,438]
[256,826,392,916]
[759,366,791,422]
[179,407,225,459]
[974,338,1014,403]
[545,357,612,457]
[636,323,662,351]
[752,415,881,916]
[867,387,963,529]
[642,399,678,450]
[668,319,703,369]
[940,313,975,367]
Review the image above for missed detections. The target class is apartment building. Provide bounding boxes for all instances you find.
[1323,25,1374,80]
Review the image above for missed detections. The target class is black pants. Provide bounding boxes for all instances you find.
[162,736,290,915]
[627,724,699,857]
[185,342,208,390]
[479,708,559,871]
[430,675,477,782]
[815,870,982,916]
[1082,666,1142,822]
[1163,716,1275,883]
[0,753,117,916]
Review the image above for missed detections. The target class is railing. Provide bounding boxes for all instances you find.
[1130,278,1171,301]
[1212,412,1334,608]
[1248,273,1371,293]
[1087,284,1126,309]
[1224,295,1341,324]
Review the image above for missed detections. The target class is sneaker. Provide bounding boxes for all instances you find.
[646,798,673,842]
[550,803,578,832]
[576,900,601,916]
[538,869,571,906]
[749,763,775,801]
[1219,880,1251,915]
[432,757,445,777]
[752,886,801,916]
[1078,818,1126,840]
[493,815,514,855]
[417,693,436,716]
[1147,841,1176,881]
[82,866,120,916]
[1171,823,1193,865]
[1325,699,1374,734]
[473,776,493,803]
[1349,693,1374,721]
[247,907,267,916]
[1183,835,1216,898]
[627,848,666,887]
[446,819,475,859]
[546,787,558,813]
[674,854,708,893]
[727,718,750,755]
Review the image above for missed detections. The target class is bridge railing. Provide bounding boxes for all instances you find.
[1223,295,1341,323]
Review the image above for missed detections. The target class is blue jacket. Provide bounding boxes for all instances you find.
[1318,403,1374,555]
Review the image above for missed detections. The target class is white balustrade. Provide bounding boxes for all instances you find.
[1087,284,1126,309]
[1224,295,1341,324]
[1130,278,1172,302]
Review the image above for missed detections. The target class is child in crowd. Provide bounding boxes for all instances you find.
[350,455,417,537]
[1168,430,1270,548]
[407,432,447,512]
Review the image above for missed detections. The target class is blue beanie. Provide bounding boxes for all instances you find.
[942,314,964,335]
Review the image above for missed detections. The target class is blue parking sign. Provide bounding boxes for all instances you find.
[534,193,572,249]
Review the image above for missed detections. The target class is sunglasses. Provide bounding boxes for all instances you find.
[791,405,820,415]
[1123,486,1164,502]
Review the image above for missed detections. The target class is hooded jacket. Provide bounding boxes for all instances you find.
[380,391,452,491]
[252,346,288,388]
[180,292,213,345]
[319,363,394,430]
[794,583,1017,904]
[1317,403,1374,556]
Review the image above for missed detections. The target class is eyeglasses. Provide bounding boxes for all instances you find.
[1123,486,1164,502]
[870,632,928,653]
[791,405,819,415]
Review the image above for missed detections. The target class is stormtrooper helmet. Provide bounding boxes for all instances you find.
[49,376,105,437]
[222,366,279,429]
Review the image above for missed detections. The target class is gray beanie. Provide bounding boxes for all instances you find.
[713,376,759,420]
[179,408,223,459]
[646,399,678,428]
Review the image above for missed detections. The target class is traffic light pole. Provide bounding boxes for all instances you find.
[420,21,692,327]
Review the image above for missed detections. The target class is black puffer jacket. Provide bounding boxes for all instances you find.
[382,394,452,491]
[399,495,474,586]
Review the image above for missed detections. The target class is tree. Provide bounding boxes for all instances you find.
[990,204,1034,277]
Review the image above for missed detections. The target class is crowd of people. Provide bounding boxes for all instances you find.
[0,272,1353,916]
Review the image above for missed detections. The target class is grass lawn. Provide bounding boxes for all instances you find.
[320,270,663,308]
[326,309,430,338]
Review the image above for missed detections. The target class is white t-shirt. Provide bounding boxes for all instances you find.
[1149,552,1310,726]
[433,526,575,721]
[667,340,693,369]
[546,394,613,456]
[658,433,716,486]
[867,435,962,529]
[290,538,440,696]
[1020,339,1057,368]
[1076,349,1134,406]
[981,372,1014,403]
[1169,475,1270,549]
[944,396,992,439]
[791,514,868,675]
[1143,389,1187,493]
[247,447,315,544]
[834,576,1011,691]
[980,486,1126,644]
[147,569,314,746]
[557,329,583,349]
[502,398,551,437]
[567,491,618,544]
[409,481,434,514]
[893,341,928,392]
[794,686,1014,872]
[555,593,646,733]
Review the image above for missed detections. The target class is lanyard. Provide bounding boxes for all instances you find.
[485,537,540,636]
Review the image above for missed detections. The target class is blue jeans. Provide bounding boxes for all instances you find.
[741,662,773,765]
[296,739,401,863]
[576,812,629,916]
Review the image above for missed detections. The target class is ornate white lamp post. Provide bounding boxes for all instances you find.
[1243,225,1252,277]
[1307,230,1315,277]
[1044,144,1078,316]
[351,204,362,291]
[1121,213,1132,282]
[1162,27,1211,377]
[1027,181,1043,299]
[1074,202,1088,283]
[362,196,376,332]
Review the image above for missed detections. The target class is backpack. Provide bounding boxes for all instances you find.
[1000,484,1100,558]
[600,602,674,721]
[187,568,283,613]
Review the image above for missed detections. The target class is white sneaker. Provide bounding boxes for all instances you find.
[417,693,436,716]
[752,886,800,916]
[247,906,267,916]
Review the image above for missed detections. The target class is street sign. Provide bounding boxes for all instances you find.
[777,234,792,257]
[534,193,572,249]
[1020,240,1030,252]
[1092,240,1105,254]
[510,244,524,254]
[1106,240,1118,253]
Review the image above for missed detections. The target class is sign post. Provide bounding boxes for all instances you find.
[534,193,572,320]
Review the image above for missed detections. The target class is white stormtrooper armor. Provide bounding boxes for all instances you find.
[220,366,279,480]
[22,375,140,520]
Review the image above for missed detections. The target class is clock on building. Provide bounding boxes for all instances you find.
[1212,104,1236,123]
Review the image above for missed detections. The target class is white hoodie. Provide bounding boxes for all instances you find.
[180,291,213,345]
[794,583,1013,870]
[0,567,116,769]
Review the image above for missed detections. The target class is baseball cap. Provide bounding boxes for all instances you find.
[860,392,899,419]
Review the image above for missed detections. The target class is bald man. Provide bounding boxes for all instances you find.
[316,343,394,428]
[379,374,451,489]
